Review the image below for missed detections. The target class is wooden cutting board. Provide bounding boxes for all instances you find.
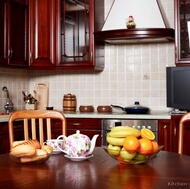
[35,82,49,110]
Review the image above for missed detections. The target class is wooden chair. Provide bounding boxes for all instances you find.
[178,112,190,154]
[8,110,66,149]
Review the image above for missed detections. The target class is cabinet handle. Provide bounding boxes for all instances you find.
[13,125,22,129]
[164,125,167,129]
[72,123,81,126]
[30,51,33,63]
[174,126,176,136]
[8,47,13,58]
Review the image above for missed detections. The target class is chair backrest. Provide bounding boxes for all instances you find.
[8,110,66,149]
[178,112,190,154]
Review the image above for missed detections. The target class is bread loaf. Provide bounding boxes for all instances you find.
[10,144,36,157]
[20,149,48,163]
[12,139,41,149]
[10,139,52,163]
[12,140,27,148]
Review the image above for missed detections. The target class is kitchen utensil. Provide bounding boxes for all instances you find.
[111,102,149,114]
[35,82,49,110]
[79,105,94,112]
[56,130,98,158]
[97,106,112,113]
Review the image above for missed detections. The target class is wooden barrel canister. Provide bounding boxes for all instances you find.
[63,94,76,112]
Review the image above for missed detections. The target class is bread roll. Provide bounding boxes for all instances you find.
[42,145,53,154]
[20,149,48,163]
[10,144,36,157]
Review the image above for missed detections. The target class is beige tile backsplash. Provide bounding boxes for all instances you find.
[0,0,175,113]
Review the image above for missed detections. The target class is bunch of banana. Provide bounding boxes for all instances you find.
[107,126,141,146]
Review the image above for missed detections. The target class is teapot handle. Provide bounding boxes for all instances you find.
[56,135,69,154]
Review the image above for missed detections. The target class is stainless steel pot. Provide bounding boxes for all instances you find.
[111,102,149,114]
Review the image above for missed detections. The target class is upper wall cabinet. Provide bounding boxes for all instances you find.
[29,0,105,71]
[29,0,56,68]
[55,0,104,70]
[175,0,190,65]
[0,0,28,68]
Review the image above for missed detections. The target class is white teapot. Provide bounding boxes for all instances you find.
[56,130,99,157]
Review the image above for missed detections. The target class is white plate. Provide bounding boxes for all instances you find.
[64,154,93,161]
[52,150,63,154]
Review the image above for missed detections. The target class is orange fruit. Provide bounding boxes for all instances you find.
[141,128,155,140]
[151,140,159,154]
[123,135,140,153]
[138,138,153,155]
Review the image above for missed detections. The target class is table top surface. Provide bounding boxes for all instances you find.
[0,147,190,189]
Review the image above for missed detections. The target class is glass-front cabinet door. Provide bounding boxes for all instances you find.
[175,0,190,65]
[56,0,92,69]
[61,0,90,62]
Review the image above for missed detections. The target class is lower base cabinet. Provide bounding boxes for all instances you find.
[1,116,190,155]
[0,121,25,154]
[159,116,190,156]
[158,120,172,152]
[66,118,102,147]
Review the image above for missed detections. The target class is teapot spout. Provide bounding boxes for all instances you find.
[87,135,99,155]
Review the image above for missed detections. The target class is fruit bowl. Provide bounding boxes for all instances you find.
[9,152,52,164]
[102,145,163,165]
[105,126,164,164]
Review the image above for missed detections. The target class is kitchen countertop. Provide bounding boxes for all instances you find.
[0,110,172,123]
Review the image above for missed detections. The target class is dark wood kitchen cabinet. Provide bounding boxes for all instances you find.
[66,118,102,146]
[175,0,190,65]
[28,0,56,68]
[28,0,104,71]
[55,0,104,70]
[0,121,25,154]
[158,120,172,152]
[171,115,190,155]
[0,0,28,68]
[158,116,190,156]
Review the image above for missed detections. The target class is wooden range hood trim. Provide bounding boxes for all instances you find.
[94,28,175,44]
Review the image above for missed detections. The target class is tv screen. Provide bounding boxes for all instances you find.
[166,66,190,112]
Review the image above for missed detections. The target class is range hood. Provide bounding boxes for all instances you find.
[94,0,175,44]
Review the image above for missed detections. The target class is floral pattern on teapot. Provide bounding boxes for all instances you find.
[66,133,91,157]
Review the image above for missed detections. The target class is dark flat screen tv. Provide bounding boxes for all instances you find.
[166,66,190,112]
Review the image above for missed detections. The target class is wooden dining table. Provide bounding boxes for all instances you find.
[0,147,190,189]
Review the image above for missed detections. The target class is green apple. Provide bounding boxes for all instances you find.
[108,144,121,156]
[134,153,147,161]
[134,160,146,164]
[120,148,136,162]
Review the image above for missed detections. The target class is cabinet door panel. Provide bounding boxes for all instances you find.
[66,118,102,146]
[55,0,105,70]
[0,0,6,66]
[158,120,172,151]
[0,0,28,68]
[175,0,190,65]
[29,0,56,67]
[9,0,28,66]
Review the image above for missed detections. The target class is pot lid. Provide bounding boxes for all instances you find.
[94,0,174,44]
[126,102,149,110]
